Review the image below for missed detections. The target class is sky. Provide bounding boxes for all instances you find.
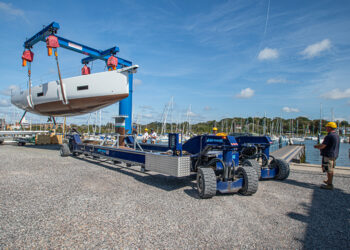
[0,0,349,125]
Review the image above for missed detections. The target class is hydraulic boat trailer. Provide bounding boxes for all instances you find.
[60,133,259,199]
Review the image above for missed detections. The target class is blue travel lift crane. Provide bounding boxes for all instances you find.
[234,135,290,180]
[22,22,135,132]
[60,133,259,199]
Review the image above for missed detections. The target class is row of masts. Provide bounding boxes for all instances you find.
[133,99,342,137]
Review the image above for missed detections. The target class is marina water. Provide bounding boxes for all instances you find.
[271,140,350,167]
[303,140,350,167]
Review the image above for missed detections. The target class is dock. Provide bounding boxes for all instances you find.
[270,144,305,163]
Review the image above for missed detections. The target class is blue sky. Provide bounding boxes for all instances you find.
[0,0,349,125]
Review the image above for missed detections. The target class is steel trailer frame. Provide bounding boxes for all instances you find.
[62,133,259,198]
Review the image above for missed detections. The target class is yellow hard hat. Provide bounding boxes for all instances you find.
[145,128,148,131]
[213,127,218,131]
[326,122,337,129]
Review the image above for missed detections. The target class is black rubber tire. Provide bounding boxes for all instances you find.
[196,167,217,199]
[273,158,290,180]
[242,159,261,179]
[60,143,71,157]
[236,167,259,195]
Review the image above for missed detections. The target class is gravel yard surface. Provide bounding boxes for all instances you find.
[1,144,350,249]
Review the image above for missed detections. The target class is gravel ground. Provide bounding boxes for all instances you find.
[1,144,349,249]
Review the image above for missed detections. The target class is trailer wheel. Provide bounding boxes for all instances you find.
[60,143,71,157]
[196,167,217,199]
[236,167,258,196]
[272,158,290,180]
[242,159,261,179]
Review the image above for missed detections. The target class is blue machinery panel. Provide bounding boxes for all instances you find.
[24,22,134,132]
[261,168,276,179]
[217,178,243,193]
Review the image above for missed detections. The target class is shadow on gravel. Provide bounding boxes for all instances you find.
[284,179,350,249]
[75,156,194,192]
[21,144,60,151]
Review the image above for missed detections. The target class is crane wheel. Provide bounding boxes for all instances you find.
[60,143,71,157]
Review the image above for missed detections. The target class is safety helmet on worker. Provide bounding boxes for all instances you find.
[325,122,337,129]
[213,127,218,131]
[145,128,148,131]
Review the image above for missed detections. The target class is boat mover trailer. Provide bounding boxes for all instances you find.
[235,135,290,180]
[60,133,259,199]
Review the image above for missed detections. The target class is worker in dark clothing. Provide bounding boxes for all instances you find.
[314,122,340,190]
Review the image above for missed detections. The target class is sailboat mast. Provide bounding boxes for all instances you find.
[318,103,322,143]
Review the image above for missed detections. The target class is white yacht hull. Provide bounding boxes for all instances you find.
[11,69,132,116]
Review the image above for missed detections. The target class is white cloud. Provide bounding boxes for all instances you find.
[282,107,300,113]
[236,88,254,98]
[321,88,350,99]
[0,2,27,21]
[258,48,279,61]
[0,99,11,107]
[301,39,331,59]
[142,113,153,118]
[267,78,287,84]
[187,111,198,117]
[0,85,19,96]
[134,78,142,86]
[204,106,212,111]
[140,105,154,111]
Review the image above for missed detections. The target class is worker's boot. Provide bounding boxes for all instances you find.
[321,184,334,190]
[322,172,334,189]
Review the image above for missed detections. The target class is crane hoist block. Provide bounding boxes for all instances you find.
[21,50,34,66]
[81,65,91,75]
[107,55,118,70]
[46,35,60,56]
